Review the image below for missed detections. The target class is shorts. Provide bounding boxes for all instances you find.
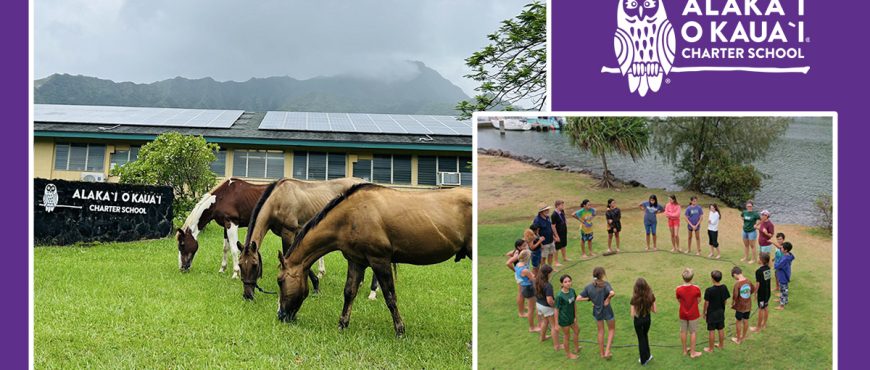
[758,299,769,309]
[644,222,657,235]
[679,318,699,333]
[593,306,615,322]
[581,232,594,242]
[536,303,555,317]
[555,233,568,249]
[607,222,621,234]
[540,243,556,258]
[759,244,772,254]
[521,285,535,298]
[687,224,700,232]
[708,230,719,248]
[668,218,680,228]
[735,311,750,321]
[706,320,724,331]
[742,230,758,240]
[531,251,541,268]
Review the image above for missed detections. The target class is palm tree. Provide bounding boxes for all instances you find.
[563,117,650,188]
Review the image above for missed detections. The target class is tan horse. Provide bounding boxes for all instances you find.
[275,183,472,336]
[238,177,366,300]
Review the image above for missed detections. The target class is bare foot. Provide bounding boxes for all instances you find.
[604,351,613,360]
[696,251,701,256]
[775,305,785,310]
[731,337,741,344]
[555,263,563,267]
[715,255,721,259]
[581,254,588,258]
[747,260,755,264]
[704,347,714,353]
[567,353,578,359]
[718,343,725,349]
[739,258,746,262]
[690,351,703,358]
[554,344,564,351]
[775,293,782,298]
[646,247,650,251]
[749,326,759,332]
[616,249,620,253]
[540,335,551,341]
[653,247,658,251]
[708,253,713,258]
[607,249,613,254]
[529,327,541,333]
[519,313,528,318]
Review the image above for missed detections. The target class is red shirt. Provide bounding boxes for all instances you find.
[675,284,701,320]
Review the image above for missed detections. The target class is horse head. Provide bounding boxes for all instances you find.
[276,250,309,323]
[238,241,263,300]
[176,228,199,272]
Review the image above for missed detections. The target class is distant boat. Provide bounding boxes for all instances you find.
[491,117,532,131]
[527,117,563,131]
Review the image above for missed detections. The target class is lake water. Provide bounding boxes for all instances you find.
[478,118,833,226]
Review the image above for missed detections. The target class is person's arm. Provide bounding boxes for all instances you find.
[547,295,555,306]
[571,212,580,221]
[630,304,636,318]
[551,223,560,242]
[604,290,615,306]
[652,301,658,314]
[506,255,518,272]
[522,269,536,282]
[703,300,709,320]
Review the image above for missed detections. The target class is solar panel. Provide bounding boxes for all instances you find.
[34,104,244,128]
[259,111,471,136]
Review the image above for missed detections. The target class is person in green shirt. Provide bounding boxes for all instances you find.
[572,199,596,258]
[740,201,761,264]
[554,274,580,359]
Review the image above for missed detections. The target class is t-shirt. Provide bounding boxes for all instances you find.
[574,208,596,234]
[685,205,703,228]
[515,264,531,286]
[775,253,795,284]
[741,210,760,232]
[708,211,720,231]
[641,201,664,224]
[755,265,772,302]
[555,288,577,326]
[533,215,554,244]
[758,220,775,246]
[774,247,783,264]
[732,278,756,313]
[551,210,568,240]
[580,281,614,319]
[675,284,701,320]
[536,282,554,307]
[606,207,622,226]
[665,203,681,220]
[704,285,730,323]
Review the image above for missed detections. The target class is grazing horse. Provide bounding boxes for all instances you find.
[238,177,376,300]
[175,178,328,278]
[275,183,472,336]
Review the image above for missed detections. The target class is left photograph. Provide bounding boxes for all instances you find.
[31,0,543,367]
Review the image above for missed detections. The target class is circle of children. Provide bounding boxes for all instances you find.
[505,195,796,364]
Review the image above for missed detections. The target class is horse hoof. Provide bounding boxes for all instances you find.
[368,291,377,300]
[338,321,349,331]
[231,273,239,279]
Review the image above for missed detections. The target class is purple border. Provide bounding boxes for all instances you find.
[552,0,869,367]
[4,0,28,367]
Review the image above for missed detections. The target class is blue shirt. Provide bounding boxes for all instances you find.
[515,264,532,286]
[775,253,795,284]
[533,214,554,244]
[642,201,664,225]
[685,205,703,226]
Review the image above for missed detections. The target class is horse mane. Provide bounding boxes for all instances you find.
[286,182,383,257]
[244,179,284,246]
[182,192,218,231]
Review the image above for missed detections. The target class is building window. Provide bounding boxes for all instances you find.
[416,156,472,187]
[353,159,372,181]
[292,151,347,180]
[369,154,412,185]
[110,146,140,170]
[54,143,106,172]
[393,155,412,184]
[417,156,437,186]
[210,150,226,176]
[459,157,472,187]
[232,150,284,179]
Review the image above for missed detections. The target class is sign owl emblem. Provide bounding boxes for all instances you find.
[43,183,58,212]
[613,0,676,96]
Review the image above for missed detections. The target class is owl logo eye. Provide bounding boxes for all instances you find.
[625,0,639,9]
[644,0,658,8]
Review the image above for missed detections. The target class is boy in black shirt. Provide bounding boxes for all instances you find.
[751,252,773,332]
[703,270,730,352]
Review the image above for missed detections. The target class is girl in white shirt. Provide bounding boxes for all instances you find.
[707,204,721,259]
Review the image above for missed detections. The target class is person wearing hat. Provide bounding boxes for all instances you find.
[756,210,775,264]
[533,204,559,270]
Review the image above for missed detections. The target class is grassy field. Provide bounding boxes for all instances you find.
[35,225,471,368]
[477,155,833,369]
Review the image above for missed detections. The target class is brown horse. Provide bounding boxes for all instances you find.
[275,183,472,336]
[238,177,368,300]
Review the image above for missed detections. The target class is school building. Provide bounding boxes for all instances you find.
[33,104,472,188]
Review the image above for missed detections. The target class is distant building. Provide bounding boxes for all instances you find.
[34,104,472,188]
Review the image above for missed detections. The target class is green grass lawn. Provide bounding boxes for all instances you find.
[477,155,833,369]
[35,225,471,369]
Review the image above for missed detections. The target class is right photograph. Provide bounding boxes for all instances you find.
[475,114,834,368]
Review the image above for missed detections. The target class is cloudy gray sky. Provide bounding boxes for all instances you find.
[35,0,531,96]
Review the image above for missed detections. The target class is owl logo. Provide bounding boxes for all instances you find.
[43,183,58,213]
[614,0,676,96]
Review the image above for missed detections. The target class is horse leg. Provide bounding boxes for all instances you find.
[318,258,326,279]
[227,223,241,279]
[219,228,229,273]
[308,269,320,295]
[371,261,405,337]
[339,261,366,331]
[367,273,379,300]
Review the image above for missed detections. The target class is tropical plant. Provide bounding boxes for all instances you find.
[563,117,651,187]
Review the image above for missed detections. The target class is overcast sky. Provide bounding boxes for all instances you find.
[35,0,531,96]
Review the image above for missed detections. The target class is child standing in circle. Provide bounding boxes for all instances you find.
[757,210,775,264]
[552,200,569,266]
[535,264,561,351]
[605,199,622,253]
[685,196,704,255]
[730,266,756,344]
[703,270,730,352]
[524,228,544,274]
[639,195,664,251]
[554,274,580,359]
[573,199,596,258]
[774,242,796,310]
[772,232,787,291]
[514,249,539,332]
[676,268,703,358]
[506,239,529,318]
[578,267,616,360]
[707,204,721,259]
[751,253,773,333]
[630,277,657,365]
[665,195,682,253]
[740,201,761,264]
